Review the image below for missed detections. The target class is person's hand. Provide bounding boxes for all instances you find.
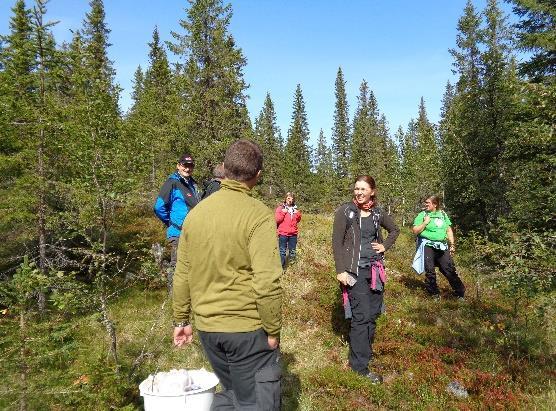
[173,324,193,347]
[267,336,279,350]
[449,244,455,256]
[371,242,385,253]
[336,271,349,286]
[423,215,431,225]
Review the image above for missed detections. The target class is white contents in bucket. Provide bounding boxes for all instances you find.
[142,368,216,395]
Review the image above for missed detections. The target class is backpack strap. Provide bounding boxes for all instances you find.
[371,207,381,241]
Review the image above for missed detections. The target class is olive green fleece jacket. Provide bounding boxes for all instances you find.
[172,179,283,337]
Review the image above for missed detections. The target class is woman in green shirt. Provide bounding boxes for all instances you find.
[412,195,465,300]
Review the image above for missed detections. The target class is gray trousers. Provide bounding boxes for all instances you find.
[199,328,281,411]
[167,237,179,291]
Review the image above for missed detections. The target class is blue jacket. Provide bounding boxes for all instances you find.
[153,172,201,239]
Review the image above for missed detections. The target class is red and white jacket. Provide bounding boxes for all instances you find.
[275,205,302,236]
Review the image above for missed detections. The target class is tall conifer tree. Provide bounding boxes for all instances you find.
[399,119,419,224]
[253,92,283,197]
[444,0,487,232]
[376,114,400,213]
[314,129,335,205]
[510,0,556,82]
[169,0,251,178]
[332,67,351,185]
[283,84,312,200]
[478,0,515,224]
[350,80,372,177]
[414,97,441,197]
[504,0,555,230]
[398,98,441,222]
[0,0,36,269]
[62,0,123,364]
[0,0,63,279]
[130,65,144,105]
[126,26,179,194]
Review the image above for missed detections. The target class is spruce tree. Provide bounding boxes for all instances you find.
[444,0,487,232]
[510,0,556,82]
[253,92,283,198]
[0,0,63,281]
[314,129,335,206]
[504,0,555,230]
[61,0,123,364]
[283,84,312,200]
[332,67,351,186]
[350,80,372,178]
[376,114,401,213]
[350,81,383,179]
[126,26,179,194]
[30,0,63,285]
[414,97,441,199]
[0,0,36,270]
[478,0,515,224]
[130,65,144,105]
[396,99,440,218]
[392,126,408,222]
[399,119,419,224]
[438,81,455,150]
[169,0,251,179]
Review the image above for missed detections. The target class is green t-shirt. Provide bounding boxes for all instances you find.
[413,210,452,242]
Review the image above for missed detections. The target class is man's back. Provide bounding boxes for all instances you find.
[173,179,282,336]
[172,140,282,410]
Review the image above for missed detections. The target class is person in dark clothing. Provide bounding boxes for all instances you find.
[412,195,465,300]
[153,154,201,290]
[332,175,399,383]
[201,163,225,200]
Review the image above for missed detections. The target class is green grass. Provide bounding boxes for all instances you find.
[0,213,554,410]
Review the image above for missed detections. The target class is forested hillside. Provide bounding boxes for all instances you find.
[0,0,554,409]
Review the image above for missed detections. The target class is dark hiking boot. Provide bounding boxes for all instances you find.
[365,371,383,384]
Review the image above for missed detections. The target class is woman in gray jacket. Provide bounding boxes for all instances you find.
[332,175,399,383]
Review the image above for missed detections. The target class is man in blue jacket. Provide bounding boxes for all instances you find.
[154,154,201,290]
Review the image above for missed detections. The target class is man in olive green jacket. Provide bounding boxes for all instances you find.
[172,140,282,410]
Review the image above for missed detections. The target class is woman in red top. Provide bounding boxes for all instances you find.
[275,192,302,269]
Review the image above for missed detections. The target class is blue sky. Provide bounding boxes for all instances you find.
[0,0,515,146]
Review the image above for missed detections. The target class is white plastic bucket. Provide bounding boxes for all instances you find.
[139,370,219,411]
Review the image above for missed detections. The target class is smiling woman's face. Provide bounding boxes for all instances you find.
[353,181,374,204]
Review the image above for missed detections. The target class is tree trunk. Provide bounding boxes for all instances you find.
[99,291,118,367]
[19,311,27,411]
[37,125,47,312]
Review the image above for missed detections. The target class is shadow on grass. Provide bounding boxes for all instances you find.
[281,352,301,411]
[397,273,427,293]
[330,285,350,341]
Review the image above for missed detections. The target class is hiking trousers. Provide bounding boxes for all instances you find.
[424,246,465,297]
[348,269,383,375]
[167,236,179,291]
[199,328,281,411]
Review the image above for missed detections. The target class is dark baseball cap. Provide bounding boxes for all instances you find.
[178,154,195,165]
